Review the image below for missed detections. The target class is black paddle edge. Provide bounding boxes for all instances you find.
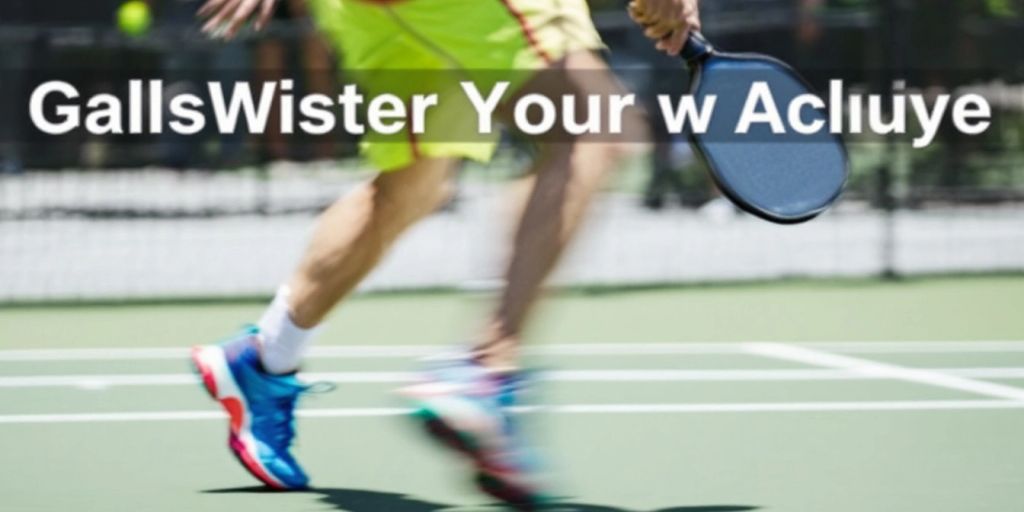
[681,41,851,225]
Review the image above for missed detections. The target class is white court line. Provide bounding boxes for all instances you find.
[746,343,1024,402]
[0,344,752,361]
[7,367,1024,389]
[1,400,1022,425]
[806,341,1024,354]
[3,340,1024,362]
[548,400,1024,414]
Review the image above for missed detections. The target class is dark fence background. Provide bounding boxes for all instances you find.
[1,0,1023,302]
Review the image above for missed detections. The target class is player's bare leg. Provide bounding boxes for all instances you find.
[249,156,456,375]
[473,51,637,370]
[286,158,455,330]
[191,157,455,489]
[401,51,639,507]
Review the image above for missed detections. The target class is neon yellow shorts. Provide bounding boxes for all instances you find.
[307,0,604,171]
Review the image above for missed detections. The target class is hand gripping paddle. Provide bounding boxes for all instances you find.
[680,32,848,224]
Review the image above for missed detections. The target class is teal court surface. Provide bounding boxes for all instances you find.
[1,276,1023,512]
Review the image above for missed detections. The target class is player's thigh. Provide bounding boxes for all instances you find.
[373,157,459,214]
[506,50,647,149]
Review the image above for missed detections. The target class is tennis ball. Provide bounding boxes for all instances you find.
[117,1,152,38]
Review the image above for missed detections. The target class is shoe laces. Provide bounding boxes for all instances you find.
[253,378,334,450]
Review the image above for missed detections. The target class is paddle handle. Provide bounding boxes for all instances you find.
[681,31,714,63]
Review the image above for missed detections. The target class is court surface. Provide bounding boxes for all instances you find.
[2,276,1023,512]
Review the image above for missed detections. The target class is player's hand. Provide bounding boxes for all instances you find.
[628,0,701,56]
[198,0,278,39]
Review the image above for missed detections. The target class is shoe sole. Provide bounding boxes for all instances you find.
[190,345,293,490]
[409,397,546,510]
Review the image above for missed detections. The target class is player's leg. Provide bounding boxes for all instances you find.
[192,0,480,489]
[192,156,455,489]
[398,1,637,506]
[386,0,630,371]
[285,157,455,330]
[406,129,629,509]
[475,53,632,370]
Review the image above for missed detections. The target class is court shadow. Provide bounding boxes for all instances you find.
[203,486,280,494]
[552,507,758,512]
[204,487,447,511]
[204,487,758,512]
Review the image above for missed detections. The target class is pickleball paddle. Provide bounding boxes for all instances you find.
[681,31,848,224]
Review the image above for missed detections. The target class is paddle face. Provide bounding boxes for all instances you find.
[682,33,848,224]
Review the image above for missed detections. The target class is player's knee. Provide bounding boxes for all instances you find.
[373,159,454,220]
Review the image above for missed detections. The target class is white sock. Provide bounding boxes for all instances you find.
[257,285,317,374]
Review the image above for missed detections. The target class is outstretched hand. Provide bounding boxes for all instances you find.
[628,0,701,56]
[198,0,278,39]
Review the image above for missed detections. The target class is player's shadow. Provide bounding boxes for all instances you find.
[204,487,759,512]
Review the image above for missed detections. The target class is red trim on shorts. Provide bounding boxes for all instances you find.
[408,130,421,160]
[405,99,422,160]
[496,0,554,65]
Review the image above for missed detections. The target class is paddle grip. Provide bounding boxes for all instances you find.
[681,31,713,63]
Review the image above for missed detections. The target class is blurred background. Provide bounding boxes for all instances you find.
[2,5,1024,511]
[1,0,1023,302]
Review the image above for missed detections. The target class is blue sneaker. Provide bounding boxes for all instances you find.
[191,327,311,490]
[400,356,551,510]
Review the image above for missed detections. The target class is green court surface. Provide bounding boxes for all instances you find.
[2,275,1024,512]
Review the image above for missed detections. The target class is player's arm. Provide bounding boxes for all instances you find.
[197,0,279,39]
[627,0,701,56]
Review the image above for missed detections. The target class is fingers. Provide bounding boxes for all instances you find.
[201,0,239,36]
[200,0,273,39]
[633,2,678,41]
[628,3,641,23]
[684,1,701,33]
[223,0,261,38]
[664,0,699,55]
[255,0,276,30]
[644,22,675,41]
[645,0,682,30]
[645,0,665,24]
[630,0,701,56]
[628,1,650,24]
[663,27,689,56]
[629,0,664,26]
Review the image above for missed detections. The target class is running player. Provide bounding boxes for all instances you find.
[190,0,700,507]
